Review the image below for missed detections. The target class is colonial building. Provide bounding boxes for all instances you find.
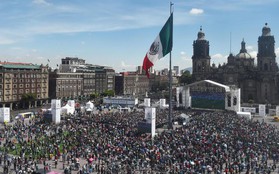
[49,57,115,100]
[192,24,279,105]
[115,69,179,100]
[0,62,49,109]
[115,72,150,98]
[48,71,83,99]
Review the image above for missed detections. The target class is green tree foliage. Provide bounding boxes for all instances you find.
[151,82,168,92]
[90,93,99,100]
[21,93,36,101]
[179,70,193,84]
[101,90,114,97]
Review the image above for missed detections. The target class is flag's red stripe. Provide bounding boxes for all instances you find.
[142,54,154,78]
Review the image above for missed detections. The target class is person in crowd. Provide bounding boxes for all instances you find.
[1,108,279,173]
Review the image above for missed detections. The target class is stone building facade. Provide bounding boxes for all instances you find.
[192,24,279,105]
[49,57,115,100]
[0,62,49,109]
[115,72,150,98]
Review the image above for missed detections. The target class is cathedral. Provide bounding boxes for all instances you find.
[191,23,279,105]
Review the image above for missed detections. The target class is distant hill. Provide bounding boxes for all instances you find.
[181,67,192,74]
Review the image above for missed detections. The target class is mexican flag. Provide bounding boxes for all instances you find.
[142,13,173,78]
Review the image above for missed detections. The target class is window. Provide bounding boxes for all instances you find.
[227,94,231,107]
[179,93,182,104]
[233,96,237,105]
[264,63,268,71]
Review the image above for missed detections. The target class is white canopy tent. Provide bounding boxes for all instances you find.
[86,101,94,110]
[61,104,75,115]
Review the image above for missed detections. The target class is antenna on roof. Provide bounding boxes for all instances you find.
[230,32,232,54]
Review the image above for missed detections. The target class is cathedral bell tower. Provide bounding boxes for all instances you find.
[192,27,211,81]
[256,23,278,104]
[257,23,276,72]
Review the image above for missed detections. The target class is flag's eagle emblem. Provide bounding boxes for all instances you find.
[149,41,159,55]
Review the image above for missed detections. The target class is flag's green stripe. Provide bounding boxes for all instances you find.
[159,13,173,56]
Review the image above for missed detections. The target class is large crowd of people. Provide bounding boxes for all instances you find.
[0,108,279,174]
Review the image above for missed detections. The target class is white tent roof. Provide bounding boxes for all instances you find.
[62,104,71,108]
[187,80,230,92]
[86,101,93,104]
[180,113,190,119]
[86,108,92,111]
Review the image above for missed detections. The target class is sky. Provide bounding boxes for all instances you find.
[0,0,279,73]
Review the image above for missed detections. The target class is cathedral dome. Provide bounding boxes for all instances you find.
[262,23,271,36]
[235,39,252,59]
[235,52,252,59]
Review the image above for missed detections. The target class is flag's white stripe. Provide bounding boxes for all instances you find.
[146,35,163,64]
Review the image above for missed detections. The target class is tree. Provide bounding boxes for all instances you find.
[179,70,193,84]
[90,93,99,100]
[21,93,36,108]
[21,93,36,101]
[151,82,168,92]
[101,90,115,97]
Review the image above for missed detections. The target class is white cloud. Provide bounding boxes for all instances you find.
[211,53,228,65]
[0,36,16,45]
[180,51,191,61]
[189,8,204,15]
[276,47,279,57]
[248,51,257,58]
[246,45,257,58]
[0,1,200,45]
[32,0,51,5]
[120,61,136,70]
[10,47,23,50]
[212,53,225,59]
[246,45,254,51]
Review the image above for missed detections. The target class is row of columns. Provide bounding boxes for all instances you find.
[1,100,49,110]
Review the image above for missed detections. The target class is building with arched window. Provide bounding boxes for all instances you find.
[191,24,279,105]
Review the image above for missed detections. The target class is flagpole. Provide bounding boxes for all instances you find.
[168,2,174,130]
